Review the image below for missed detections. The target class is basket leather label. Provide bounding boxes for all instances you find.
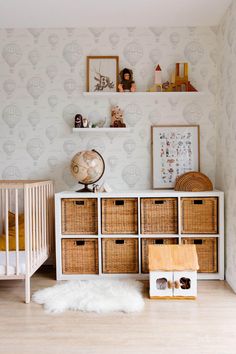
[115,240,124,244]
[75,200,85,205]
[115,200,124,206]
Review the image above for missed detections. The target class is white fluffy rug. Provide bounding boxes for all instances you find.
[33,279,145,314]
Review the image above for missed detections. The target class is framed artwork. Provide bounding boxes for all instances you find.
[86,56,119,92]
[151,125,200,189]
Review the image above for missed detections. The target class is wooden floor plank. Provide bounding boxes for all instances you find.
[0,268,236,354]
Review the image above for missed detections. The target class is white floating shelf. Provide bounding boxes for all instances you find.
[72,127,131,133]
[82,91,204,97]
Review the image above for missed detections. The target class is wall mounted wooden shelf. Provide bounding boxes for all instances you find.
[82,92,204,97]
[72,127,131,133]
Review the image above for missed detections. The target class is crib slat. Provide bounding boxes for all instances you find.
[35,186,39,264]
[15,189,20,276]
[5,190,9,275]
[32,187,36,267]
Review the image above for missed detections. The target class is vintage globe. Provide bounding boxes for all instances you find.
[71,149,105,192]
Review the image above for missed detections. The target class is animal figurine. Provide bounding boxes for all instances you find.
[118,68,136,92]
[74,114,83,128]
[110,106,126,127]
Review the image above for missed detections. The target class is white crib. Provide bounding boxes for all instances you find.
[0,180,54,303]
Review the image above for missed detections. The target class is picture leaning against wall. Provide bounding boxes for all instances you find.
[151,125,200,189]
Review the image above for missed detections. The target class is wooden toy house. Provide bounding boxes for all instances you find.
[149,244,199,299]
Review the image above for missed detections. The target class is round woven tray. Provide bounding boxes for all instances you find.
[174,171,213,191]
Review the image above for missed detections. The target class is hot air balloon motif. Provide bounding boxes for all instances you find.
[28,49,40,69]
[109,33,120,49]
[2,43,22,72]
[2,166,21,180]
[47,156,59,171]
[169,32,180,49]
[48,33,59,50]
[3,79,16,98]
[64,78,77,97]
[149,27,164,42]
[46,65,58,83]
[63,140,77,156]
[184,41,204,66]
[123,42,143,66]
[148,109,161,125]
[183,103,202,124]
[28,111,40,130]
[88,28,104,43]
[2,104,21,133]
[124,104,142,127]
[3,140,16,157]
[48,95,58,111]
[149,47,162,65]
[122,164,141,188]
[168,96,179,111]
[123,139,136,157]
[63,42,82,72]
[107,155,119,172]
[5,28,14,37]
[26,138,44,165]
[46,125,57,143]
[66,28,75,37]
[28,28,44,43]
[27,76,45,104]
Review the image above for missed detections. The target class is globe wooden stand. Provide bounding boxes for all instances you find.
[76,183,93,193]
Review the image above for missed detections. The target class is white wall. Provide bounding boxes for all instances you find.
[0,27,217,192]
[216,0,236,291]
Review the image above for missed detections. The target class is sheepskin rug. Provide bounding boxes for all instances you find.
[33,279,145,314]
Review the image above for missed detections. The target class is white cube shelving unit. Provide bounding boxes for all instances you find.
[55,190,224,281]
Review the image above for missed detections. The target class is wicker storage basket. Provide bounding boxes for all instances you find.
[61,198,98,235]
[181,197,218,234]
[141,198,178,234]
[101,198,138,234]
[62,238,98,274]
[102,238,139,273]
[141,237,179,273]
[181,237,217,273]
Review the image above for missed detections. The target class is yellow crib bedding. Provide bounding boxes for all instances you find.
[0,212,25,251]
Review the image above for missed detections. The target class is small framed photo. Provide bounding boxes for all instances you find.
[151,125,200,189]
[86,56,119,92]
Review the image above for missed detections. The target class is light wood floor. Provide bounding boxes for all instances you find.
[0,268,236,354]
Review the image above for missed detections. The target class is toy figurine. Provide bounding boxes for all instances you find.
[118,68,136,92]
[74,114,83,128]
[82,117,88,127]
[110,105,126,127]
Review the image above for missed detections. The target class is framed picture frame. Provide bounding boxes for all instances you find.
[86,56,119,92]
[151,125,200,189]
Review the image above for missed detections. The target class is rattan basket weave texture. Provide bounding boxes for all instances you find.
[175,171,213,192]
[101,198,138,234]
[182,237,217,273]
[102,238,139,273]
[62,238,98,274]
[61,198,98,234]
[141,238,179,273]
[181,197,218,234]
[141,198,178,234]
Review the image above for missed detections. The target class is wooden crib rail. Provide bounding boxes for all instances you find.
[24,180,54,276]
